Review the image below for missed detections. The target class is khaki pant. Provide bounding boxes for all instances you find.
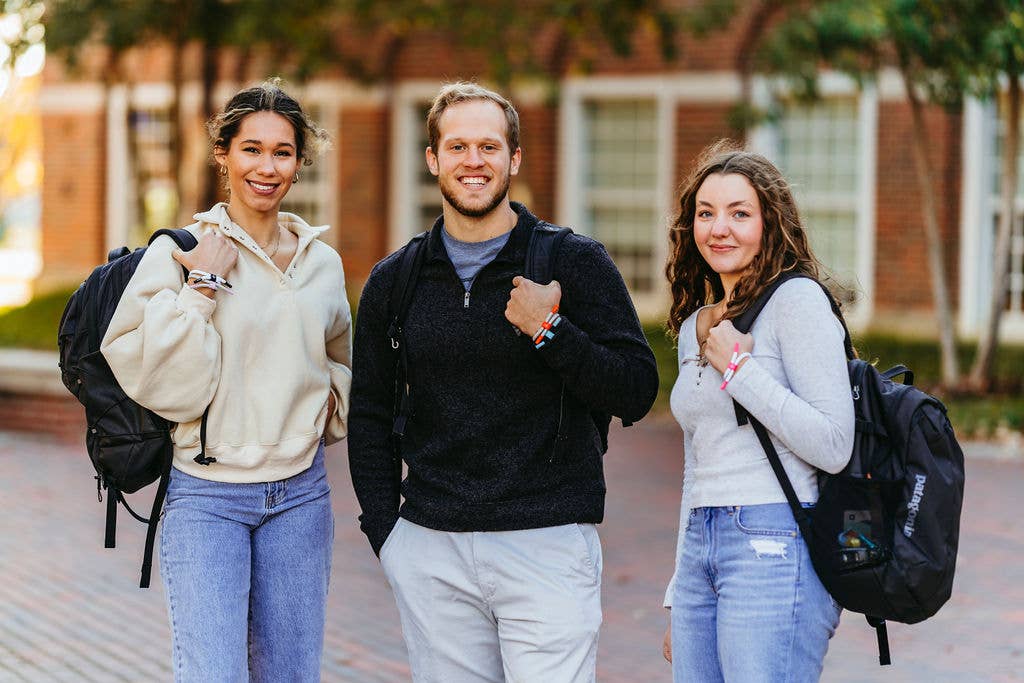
[380,518,603,683]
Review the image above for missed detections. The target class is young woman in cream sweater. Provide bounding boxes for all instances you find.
[102,81,350,682]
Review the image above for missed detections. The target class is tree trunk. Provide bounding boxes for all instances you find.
[902,68,960,386]
[969,75,1021,390]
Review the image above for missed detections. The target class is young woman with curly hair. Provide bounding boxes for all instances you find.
[661,141,854,682]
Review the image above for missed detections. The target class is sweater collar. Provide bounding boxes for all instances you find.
[425,202,539,265]
[192,202,327,260]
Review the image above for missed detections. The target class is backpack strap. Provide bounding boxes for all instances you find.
[525,222,572,285]
[149,227,199,253]
[388,232,429,437]
[731,272,854,426]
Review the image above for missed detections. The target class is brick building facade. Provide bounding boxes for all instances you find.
[31,24,1024,340]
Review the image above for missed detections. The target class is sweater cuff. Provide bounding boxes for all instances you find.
[534,316,586,369]
[176,284,218,320]
[724,357,778,416]
[368,516,400,558]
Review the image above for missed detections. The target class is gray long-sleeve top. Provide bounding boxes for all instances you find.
[664,277,855,605]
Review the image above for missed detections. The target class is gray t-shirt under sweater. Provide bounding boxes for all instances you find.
[441,228,512,291]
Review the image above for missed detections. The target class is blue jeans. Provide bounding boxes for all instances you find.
[160,443,334,683]
[671,504,841,683]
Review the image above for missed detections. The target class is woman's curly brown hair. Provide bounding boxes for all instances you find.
[665,140,822,337]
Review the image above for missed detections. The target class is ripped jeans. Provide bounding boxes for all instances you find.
[670,504,841,683]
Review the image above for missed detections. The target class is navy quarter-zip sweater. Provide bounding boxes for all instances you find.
[348,203,659,556]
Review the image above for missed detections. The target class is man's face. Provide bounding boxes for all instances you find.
[426,99,521,219]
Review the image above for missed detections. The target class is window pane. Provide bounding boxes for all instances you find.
[775,98,860,289]
[581,100,658,293]
[129,107,178,246]
[991,96,1024,313]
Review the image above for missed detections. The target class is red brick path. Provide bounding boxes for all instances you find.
[0,423,1021,682]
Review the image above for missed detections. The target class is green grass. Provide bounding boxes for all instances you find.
[0,288,76,350]
[642,322,1024,439]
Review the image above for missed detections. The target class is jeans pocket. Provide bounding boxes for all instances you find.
[684,508,697,533]
[733,505,799,537]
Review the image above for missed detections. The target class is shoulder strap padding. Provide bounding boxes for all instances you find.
[526,222,572,285]
[149,227,199,252]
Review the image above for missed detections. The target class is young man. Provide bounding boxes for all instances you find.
[348,82,658,682]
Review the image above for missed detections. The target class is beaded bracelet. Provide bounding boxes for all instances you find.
[532,304,562,349]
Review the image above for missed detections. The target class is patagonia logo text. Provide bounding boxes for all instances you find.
[903,474,927,537]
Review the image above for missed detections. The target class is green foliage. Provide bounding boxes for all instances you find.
[0,288,75,350]
[342,0,679,86]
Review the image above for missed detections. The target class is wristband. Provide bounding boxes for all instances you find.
[719,345,751,390]
[187,269,233,290]
[532,304,562,349]
[188,280,235,295]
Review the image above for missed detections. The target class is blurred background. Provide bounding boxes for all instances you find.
[0,1,1022,680]
[1,0,1023,418]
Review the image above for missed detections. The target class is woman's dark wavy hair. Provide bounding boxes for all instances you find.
[665,140,821,337]
[206,77,329,167]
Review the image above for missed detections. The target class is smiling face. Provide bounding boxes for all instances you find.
[215,111,300,220]
[425,99,521,220]
[693,172,764,293]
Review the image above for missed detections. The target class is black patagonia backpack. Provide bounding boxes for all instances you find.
[385,221,617,448]
[57,228,207,588]
[732,272,965,666]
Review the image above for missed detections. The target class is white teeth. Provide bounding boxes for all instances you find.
[249,181,275,191]
[462,177,487,186]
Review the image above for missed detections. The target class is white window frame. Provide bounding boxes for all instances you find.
[960,93,1024,342]
[749,73,878,331]
[390,81,444,253]
[558,76,684,319]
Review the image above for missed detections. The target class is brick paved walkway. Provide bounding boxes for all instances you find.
[0,423,1021,682]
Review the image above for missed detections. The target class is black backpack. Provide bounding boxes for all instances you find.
[384,222,618,447]
[57,228,206,588]
[732,272,965,665]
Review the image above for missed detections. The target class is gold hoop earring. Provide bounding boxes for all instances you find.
[220,165,227,176]
[293,172,300,184]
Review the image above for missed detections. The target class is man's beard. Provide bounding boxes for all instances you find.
[439,172,511,218]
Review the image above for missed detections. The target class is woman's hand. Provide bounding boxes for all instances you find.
[173,230,238,298]
[704,319,753,374]
[663,621,672,663]
[505,276,561,336]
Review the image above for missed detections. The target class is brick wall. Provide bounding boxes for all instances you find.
[38,109,107,291]
[335,105,390,287]
[874,101,962,312]
[0,392,85,443]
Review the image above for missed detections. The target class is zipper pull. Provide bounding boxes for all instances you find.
[95,475,103,502]
[464,291,470,309]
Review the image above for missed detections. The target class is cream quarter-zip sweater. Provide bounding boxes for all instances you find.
[101,203,352,483]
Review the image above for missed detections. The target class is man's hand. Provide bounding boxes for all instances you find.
[505,276,562,336]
